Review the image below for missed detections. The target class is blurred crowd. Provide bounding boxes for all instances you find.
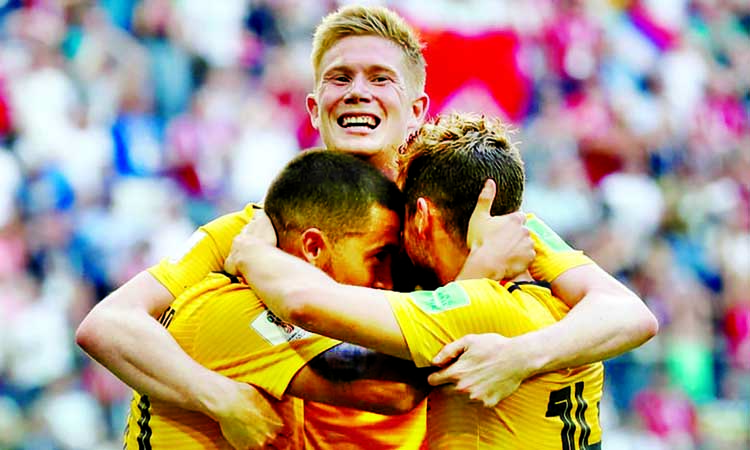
[0,0,747,449]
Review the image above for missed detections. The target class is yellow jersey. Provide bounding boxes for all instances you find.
[123,273,340,450]
[387,280,604,450]
[147,207,590,449]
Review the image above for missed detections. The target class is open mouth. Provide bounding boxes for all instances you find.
[337,113,381,130]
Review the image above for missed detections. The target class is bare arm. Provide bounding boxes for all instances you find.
[288,370,427,416]
[75,270,282,448]
[227,234,411,360]
[426,184,658,406]
[429,249,657,407]
[531,263,658,370]
[286,343,430,415]
[75,271,216,409]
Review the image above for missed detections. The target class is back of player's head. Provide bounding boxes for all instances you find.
[265,149,404,247]
[311,5,426,95]
[398,112,525,246]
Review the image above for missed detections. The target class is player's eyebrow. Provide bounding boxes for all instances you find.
[365,65,398,76]
[367,243,401,256]
[322,65,353,77]
[323,64,400,78]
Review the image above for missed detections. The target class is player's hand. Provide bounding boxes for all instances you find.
[427,333,533,407]
[245,209,278,246]
[225,210,277,276]
[459,179,534,281]
[213,381,285,449]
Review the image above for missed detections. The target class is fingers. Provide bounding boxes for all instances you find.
[224,253,239,275]
[427,367,452,387]
[431,336,470,366]
[472,179,497,219]
[244,210,278,246]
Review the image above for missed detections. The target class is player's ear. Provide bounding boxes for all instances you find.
[406,93,429,134]
[300,227,330,267]
[306,93,320,130]
[413,197,432,237]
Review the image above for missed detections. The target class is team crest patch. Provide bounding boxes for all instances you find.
[410,283,470,314]
[251,310,311,345]
[526,215,573,252]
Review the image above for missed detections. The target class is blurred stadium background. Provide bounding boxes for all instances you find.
[0,0,748,449]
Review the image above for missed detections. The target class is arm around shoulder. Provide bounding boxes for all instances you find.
[287,365,428,415]
[75,270,237,412]
[516,263,658,376]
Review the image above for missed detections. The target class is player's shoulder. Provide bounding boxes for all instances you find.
[199,203,261,230]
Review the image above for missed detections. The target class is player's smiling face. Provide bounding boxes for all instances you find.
[324,204,402,290]
[307,35,426,173]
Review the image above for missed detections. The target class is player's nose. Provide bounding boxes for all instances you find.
[344,74,372,103]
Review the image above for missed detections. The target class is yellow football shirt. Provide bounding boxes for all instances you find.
[146,208,587,448]
[123,273,340,450]
[303,402,427,450]
[148,204,259,297]
[387,280,604,450]
[525,213,593,283]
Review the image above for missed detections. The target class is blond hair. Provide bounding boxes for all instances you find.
[398,112,524,244]
[311,5,426,95]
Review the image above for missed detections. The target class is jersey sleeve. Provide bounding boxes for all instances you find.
[191,284,340,400]
[147,204,257,297]
[526,213,594,282]
[386,280,544,367]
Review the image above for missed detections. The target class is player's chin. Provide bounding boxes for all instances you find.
[334,135,384,157]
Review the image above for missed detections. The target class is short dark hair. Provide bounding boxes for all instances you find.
[398,113,525,247]
[265,149,404,246]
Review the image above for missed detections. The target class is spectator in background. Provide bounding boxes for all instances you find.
[0,0,747,448]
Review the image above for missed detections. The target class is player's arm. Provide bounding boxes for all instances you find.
[229,234,410,360]
[286,343,430,415]
[76,208,283,448]
[524,262,658,370]
[428,214,658,406]
[76,272,282,448]
[76,271,210,407]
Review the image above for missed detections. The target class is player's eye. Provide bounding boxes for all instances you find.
[373,250,391,263]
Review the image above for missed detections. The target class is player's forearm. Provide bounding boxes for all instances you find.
[77,301,230,414]
[75,273,238,417]
[519,289,658,375]
[289,368,428,416]
[309,343,433,383]
[237,242,413,360]
[234,241,331,324]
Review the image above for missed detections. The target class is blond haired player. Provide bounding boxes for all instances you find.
[77,5,657,449]
[229,114,609,449]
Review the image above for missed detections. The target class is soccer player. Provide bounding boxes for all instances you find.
[123,150,432,449]
[228,113,610,449]
[76,5,657,448]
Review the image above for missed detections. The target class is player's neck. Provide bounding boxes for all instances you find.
[368,149,398,181]
[433,240,468,285]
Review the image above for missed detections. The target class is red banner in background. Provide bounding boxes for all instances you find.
[420,29,532,122]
